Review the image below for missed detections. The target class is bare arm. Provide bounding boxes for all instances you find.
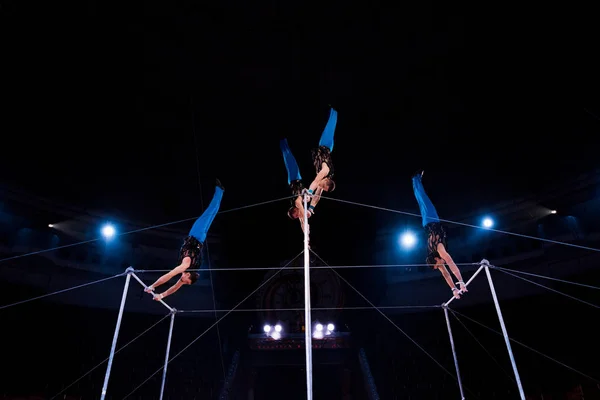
[147,259,191,290]
[437,264,457,290]
[437,244,464,283]
[310,187,324,209]
[156,280,184,300]
[308,163,330,192]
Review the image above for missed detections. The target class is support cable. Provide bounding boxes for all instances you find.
[121,250,304,399]
[0,272,124,310]
[320,195,600,253]
[180,305,441,313]
[50,313,171,400]
[495,268,600,309]
[135,262,478,273]
[309,249,478,398]
[190,95,226,383]
[0,195,294,264]
[492,266,600,290]
[449,309,517,386]
[448,308,600,384]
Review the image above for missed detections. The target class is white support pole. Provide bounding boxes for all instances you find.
[302,191,313,400]
[443,261,486,307]
[443,307,465,400]
[159,310,176,400]
[484,264,526,400]
[100,267,133,400]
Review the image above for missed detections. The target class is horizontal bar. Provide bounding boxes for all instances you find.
[180,305,441,313]
[443,262,486,307]
[133,262,479,273]
[130,272,174,313]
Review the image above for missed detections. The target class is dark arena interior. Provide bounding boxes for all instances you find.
[1,0,598,399]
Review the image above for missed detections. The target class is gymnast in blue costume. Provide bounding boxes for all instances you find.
[280,138,311,236]
[412,171,467,299]
[306,107,337,215]
[280,108,338,223]
[145,179,225,300]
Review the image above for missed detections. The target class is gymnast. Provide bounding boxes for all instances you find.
[145,180,224,300]
[306,107,337,215]
[280,138,311,235]
[412,171,467,299]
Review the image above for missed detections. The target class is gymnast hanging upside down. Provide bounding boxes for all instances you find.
[279,107,338,230]
[144,180,224,300]
[306,107,337,215]
[412,171,467,299]
[280,138,311,233]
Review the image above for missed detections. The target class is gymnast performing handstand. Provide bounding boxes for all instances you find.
[145,180,224,300]
[306,107,337,215]
[280,138,311,234]
[412,171,467,299]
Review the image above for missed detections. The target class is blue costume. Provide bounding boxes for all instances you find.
[412,173,447,266]
[280,138,305,218]
[318,108,337,151]
[280,138,302,185]
[179,184,224,268]
[310,108,337,194]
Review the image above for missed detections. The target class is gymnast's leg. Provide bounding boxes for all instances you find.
[318,108,337,151]
[189,181,225,243]
[280,138,302,185]
[412,172,440,227]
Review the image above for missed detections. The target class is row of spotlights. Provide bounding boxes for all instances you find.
[314,322,334,339]
[263,324,283,340]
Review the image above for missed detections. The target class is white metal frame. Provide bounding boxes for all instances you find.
[442,260,525,400]
[100,267,176,400]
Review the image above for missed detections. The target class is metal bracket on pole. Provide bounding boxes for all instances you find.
[100,266,133,400]
[159,309,176,400]
[443,259,487,307]
[302,190,313,400]
[442,304,465,400]
[484,263,526,400]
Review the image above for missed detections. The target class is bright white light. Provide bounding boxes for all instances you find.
[48,224,54,228]
[271,331,281,340]
[550,210,557,214]
[274,324,282,333]
[315,323,323,332]
[102,224,115,238]
[263,324,271,333]
[482,217,493,228]
[313,331,323,339]
[327,323,334,331]
[400,232,416,248]
[325,330,332,335]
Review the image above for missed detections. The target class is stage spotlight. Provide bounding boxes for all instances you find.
[48,224,54,228]
[271,331,281,340]
[102,224,116,238]
[263,324,271,333]
[400,231,416,248]
[274,324,282,333]
[550,210,557,214]
[315,323,323,332]
[482,217,494,228]
[327,323,334,331]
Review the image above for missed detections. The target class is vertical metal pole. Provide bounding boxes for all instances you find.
[302,192,313,400]
[443,307,465,400]
[485,265,526,400]
[100,267,133,400]
[159,310,176,400]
